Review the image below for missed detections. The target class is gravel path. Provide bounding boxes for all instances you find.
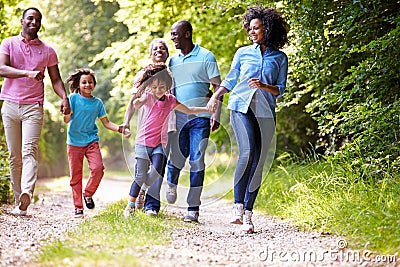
[0,176,393,267]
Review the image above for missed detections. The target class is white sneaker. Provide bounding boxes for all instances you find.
[145,209,157,216]
[242,210,254,233]
[166,184,177,204]
[230,203,244,224]
[10,206,27,216]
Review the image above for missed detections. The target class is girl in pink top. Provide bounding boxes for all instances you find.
[123,63,209,218]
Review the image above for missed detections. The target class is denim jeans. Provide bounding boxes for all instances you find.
[144,132,173,212]
[131,144,166,198]
[230,109,275,211]
[1,101,43,204]
[167,112,210,211]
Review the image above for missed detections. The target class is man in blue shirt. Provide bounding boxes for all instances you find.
[166,20,221,222]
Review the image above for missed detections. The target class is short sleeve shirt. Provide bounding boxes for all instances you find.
[0,34,59,104]
[67,93,107,147]
[136,92,177,148]
[168,44,220,115]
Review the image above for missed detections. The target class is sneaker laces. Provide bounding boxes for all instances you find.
[166,186,176,195]
[233,204,243,217]
[244,211,253,225]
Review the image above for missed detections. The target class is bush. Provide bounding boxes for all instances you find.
[0,118,11,203]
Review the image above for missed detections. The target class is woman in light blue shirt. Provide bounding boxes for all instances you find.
[208,6,289,233]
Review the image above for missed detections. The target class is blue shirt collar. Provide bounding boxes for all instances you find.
[252,43,274,54]
[179,44,200,58]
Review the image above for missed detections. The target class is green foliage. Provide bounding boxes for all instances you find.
[1,0,398,202]
[38,110,69,177]
[283,0,400,174]
[258,154,400,254]
[0,117,11,203]
[95,0,246,91]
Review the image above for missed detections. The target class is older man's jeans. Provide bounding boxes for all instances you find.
[230,109,275,211]
[167,113,210,211]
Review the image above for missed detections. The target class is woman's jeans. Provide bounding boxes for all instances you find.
[1,101,43,204]
[167,113,210,211]
[230,109,275,211]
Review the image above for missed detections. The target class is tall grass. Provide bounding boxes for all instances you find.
[256,153,400,254]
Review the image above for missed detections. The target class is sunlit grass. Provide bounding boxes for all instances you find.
[37,200,184,267]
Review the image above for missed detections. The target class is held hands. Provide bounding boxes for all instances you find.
[61,98,71,115]
[206,96,221,132]
[206,97,220,113]
[119,125,131,138]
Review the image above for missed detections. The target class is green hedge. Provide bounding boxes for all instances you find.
[0,118,10,203]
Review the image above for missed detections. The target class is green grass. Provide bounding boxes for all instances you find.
[37,200,184,267]
[256,153,400,254]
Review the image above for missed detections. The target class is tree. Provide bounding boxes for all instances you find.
[282,0,400,175]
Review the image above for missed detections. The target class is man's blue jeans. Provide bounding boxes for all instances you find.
[230,109,275,211]
[167,112,210,211]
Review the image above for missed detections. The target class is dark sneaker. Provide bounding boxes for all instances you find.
[184,210,199,223]
[135,190,146,210]
[74,209,84,219]
[166,184,177,204]
[84,196,95,209]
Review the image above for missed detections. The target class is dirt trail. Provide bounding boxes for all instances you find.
[0,176,379,266]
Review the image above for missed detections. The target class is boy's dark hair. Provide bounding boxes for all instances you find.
[65,68,96,94]
[134,62,173,96]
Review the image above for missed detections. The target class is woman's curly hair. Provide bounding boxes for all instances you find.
[65,68,96,94]
[133,62,173,97]
[243,6,289,50]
